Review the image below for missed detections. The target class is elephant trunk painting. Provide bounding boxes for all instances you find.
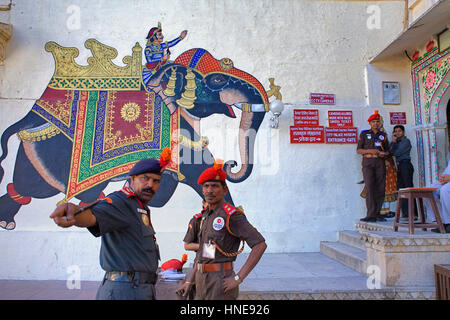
[0,39,278,230]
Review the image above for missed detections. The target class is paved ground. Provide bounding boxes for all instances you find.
[0,252,372,300]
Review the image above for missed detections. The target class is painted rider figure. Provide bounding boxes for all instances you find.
[142,22,187,86]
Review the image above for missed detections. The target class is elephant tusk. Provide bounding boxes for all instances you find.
[233,103,270,113]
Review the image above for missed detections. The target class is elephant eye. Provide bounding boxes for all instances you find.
[207,74,228,89]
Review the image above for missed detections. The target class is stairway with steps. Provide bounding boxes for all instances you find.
[320,219,397,275]
[320,230,367,275]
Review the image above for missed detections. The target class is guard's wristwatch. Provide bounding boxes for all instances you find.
[234,274,242,284]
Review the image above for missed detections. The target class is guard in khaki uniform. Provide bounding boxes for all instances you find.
[357,110,390,222]
[176,160,267,300]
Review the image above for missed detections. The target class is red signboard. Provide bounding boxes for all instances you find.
[328,110,353,127]
[390,112,406,125]
[290,126,325,143]
[293,109,319,126]
[309,93,335,105]
[325,127,358,144]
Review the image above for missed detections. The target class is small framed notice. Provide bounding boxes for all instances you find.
[382,81,400,105]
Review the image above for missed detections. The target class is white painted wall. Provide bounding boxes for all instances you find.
[0,0,410,280]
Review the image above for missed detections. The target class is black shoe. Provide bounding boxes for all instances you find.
[385,212,395,218]
[431,224,450,234]
[360,217,377,222]
[376,217,387,222]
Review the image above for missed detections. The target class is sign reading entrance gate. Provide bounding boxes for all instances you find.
[325,127,358,144]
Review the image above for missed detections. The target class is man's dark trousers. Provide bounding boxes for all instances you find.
[363,159,386,218]
[397,159,417,217]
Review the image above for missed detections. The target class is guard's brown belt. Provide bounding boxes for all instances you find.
[197,262,233,273]
[364,154,378,158]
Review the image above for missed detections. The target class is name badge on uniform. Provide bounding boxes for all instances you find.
[213,217,225,231]
[366,134,372,139]
[202,240,216,259]
[141,214,150,227]
[137,208,147,214]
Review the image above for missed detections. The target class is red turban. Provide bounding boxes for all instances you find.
[197,159,227,184]
[367,110,381,122]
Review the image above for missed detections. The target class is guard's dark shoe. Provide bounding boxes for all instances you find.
[376,217,387,222]
[360,217,376,222]
[385,212,395,218]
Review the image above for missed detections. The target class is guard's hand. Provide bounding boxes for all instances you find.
[378,151,388,158]
[49,203,78,228]
[223,275,239,293]
[176,282,192,297]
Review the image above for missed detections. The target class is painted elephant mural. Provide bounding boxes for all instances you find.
[0,36,279,230]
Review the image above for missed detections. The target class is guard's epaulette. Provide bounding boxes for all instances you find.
[361,129,370,134]
[223,203,246,216]
[194,207,207,220]
[223,203,237,216]
[193,212,203,220]
[222,203,245,237]
[120,186,136,198]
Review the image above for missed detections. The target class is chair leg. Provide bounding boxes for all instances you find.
[408,195,414,234]
[393,195,402,232]
[417,198,426,231]
[429,196,446,234]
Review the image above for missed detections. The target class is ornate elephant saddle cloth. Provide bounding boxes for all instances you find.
[29,87,179,201]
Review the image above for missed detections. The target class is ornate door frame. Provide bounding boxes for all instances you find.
[411,48,450,186]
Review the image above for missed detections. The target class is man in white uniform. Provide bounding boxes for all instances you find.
[425,156,450,233]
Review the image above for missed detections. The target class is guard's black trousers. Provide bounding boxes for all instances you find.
[397,159,417,217]
[362,159,386,219]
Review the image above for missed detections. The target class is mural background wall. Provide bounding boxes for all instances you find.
[0,0,411,280]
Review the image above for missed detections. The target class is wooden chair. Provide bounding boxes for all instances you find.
[393,187,446,234]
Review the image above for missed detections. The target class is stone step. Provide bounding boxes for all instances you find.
[355,219,395,232]
[320,241,367,275]
[338,230,366,250]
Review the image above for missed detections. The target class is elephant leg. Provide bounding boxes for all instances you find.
[0,193,22,230]
[148,170,179,208]
[0,144,60,230]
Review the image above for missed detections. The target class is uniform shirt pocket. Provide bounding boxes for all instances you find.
[141,224,156,252]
